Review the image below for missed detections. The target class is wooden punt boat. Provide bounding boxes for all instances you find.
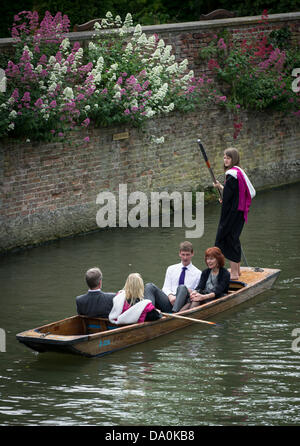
[16,267,280,358]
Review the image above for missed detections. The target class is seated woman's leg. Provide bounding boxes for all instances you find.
[180,302,191,311]
[180,300,201,311]
[144,283,173,312]
[172,285,190,313]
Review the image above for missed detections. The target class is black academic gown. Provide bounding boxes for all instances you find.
[215,174,245,263]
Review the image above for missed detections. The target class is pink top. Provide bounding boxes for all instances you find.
[231,167,252,223]
[122,300,155,323]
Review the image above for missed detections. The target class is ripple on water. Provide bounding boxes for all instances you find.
[1,183,300,425]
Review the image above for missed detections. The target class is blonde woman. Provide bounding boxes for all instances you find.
[109,273,161,325]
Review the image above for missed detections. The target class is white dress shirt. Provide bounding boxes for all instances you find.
[162,262,201,296]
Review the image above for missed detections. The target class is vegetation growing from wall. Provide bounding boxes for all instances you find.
[0,11,221,142]
[0,9,299,143]
[0,0,299,38]
[199,11,300,136]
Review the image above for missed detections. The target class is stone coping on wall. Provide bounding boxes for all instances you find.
[0,12,299,48]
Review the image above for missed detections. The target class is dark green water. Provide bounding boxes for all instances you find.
[0,182,299,426]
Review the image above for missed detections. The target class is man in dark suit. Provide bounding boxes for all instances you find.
[76,267,116,318]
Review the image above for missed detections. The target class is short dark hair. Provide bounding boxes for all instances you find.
[179,241,194,253]
[86,267,102,289]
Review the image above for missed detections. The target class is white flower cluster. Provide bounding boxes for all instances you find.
[93,11,131,36]
[1,11,205,142]
[2,35,97,134]
[90,56,104,84]
[83,11,198,142]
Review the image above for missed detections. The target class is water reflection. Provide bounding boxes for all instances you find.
[0,183,300,425]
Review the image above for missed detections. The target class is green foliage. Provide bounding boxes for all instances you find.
[199,22,300,114]
[0,0,299,37]
[268,26,292,50]
[1,6,298,143]
[0,11,220,142]
[192,184,219,206]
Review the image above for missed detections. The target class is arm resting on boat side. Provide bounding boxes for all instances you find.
[190,290,216,303]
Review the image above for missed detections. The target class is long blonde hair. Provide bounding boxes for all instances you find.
[124,273,144,305]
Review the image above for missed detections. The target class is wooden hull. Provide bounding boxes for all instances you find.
[16,267,280,358]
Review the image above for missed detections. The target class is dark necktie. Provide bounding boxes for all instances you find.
[178,267,187,285]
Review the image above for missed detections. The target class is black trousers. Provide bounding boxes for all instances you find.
[144,283,190,313]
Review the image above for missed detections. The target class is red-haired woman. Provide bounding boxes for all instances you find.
[181,247,230,310]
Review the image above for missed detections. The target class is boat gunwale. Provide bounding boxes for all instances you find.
[16,267,280,347]
[79,266,281,340]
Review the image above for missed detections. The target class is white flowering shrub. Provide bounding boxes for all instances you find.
[0,11,219,142]
[86,12,216,130]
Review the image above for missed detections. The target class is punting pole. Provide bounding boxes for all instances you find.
[197,139,222,200]
[161,312,217,326]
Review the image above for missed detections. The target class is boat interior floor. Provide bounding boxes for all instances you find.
[33,268,270,337]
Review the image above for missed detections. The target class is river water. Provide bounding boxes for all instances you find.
[0,182,299,426]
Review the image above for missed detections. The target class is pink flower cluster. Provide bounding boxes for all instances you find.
[2,9,232,141]
[201,9,300,139]
[107,71,153,119]
[182,76,227,110]
[4,11,94,140]
[11,10,70,46]
[217,38,227,50]
[233,120,243,140]
[11,10,39,38]
[258,48,286,72]
[208,59,220,71]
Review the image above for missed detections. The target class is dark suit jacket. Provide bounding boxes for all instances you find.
[196,267,230,301]
[76,290,116,318]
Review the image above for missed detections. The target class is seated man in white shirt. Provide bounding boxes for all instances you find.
[144,241,201,313]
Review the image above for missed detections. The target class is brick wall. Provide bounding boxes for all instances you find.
[1,12,299,77]
[1,107,299,253]
[0,12,299,253]
[66,12,300,79]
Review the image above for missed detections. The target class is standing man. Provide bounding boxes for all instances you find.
[76,267,116,318]
[144,241,201,312]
